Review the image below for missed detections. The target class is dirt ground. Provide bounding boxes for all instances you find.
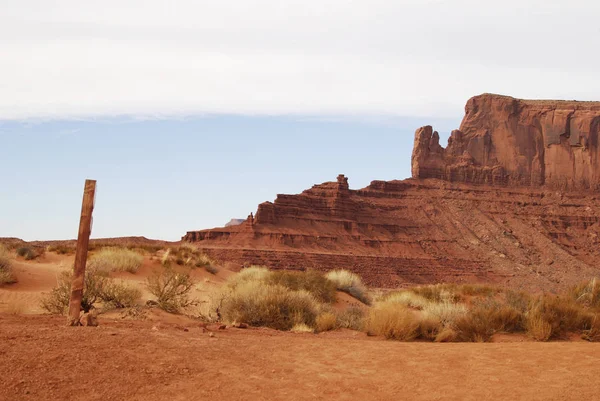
[2,250,600,400]
[0,314,599,401]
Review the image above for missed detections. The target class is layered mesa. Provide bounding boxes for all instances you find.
[184,94,600,290]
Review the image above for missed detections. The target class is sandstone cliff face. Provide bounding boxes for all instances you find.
[183,175,600,291]
[412,94,600,189]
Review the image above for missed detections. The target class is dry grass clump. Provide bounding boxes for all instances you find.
[315,312,337,332]
[369,285,524,342]
[422,301,467,326]
[46,244,75,255]
[227,267,337,304]
[89,247,143,274]
[570,278,600,308]
[220,281,320,331]
[195,253,216,268]
[267,270,337,303]
[0,245,17,285]
[452,299,525,342]
[162,244,217,270]
[411,284,460,303]
[366,303,420,340]
[335,306,365,331]
[229,266,271,286]
[383,291,430,310]
[525,295,590,341]
[526,314,553,341]
[435,327,458,342]
[582,314,600,342]
[146,268,195,313]
[325,269,371,304]
[291,323,314,333]
[411,283,498,303]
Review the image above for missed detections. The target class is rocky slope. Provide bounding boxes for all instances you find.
[184,94,600,290]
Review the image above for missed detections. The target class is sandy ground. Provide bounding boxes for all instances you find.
[1,314,599,401]
[2,252,600,400]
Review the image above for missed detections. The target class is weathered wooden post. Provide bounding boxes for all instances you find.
[68,179,97,326]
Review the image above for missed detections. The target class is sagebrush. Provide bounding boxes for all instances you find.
[146,268,195,313]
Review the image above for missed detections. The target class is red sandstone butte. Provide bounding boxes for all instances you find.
[184,94,600,290]
[413,94,600,189]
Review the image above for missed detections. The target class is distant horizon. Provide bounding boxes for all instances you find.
[2,114,460,242]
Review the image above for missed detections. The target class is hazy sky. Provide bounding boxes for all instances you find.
[1,1,599,240]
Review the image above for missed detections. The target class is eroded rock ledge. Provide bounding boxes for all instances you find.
[412,94,600,189]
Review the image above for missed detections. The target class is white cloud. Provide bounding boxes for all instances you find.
[1,0,599,120]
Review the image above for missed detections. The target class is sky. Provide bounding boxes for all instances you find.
[1,0,599,241]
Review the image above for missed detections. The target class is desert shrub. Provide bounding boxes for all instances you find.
[291,323,314,333]
[16,246,37,260]
[204,265,219,275]
[325,270,371,305]
[146,268,195,313]
[383,291,430,310]
[41,268,107,314]
[365,303,420,341]
[315,312,337,332]
[89,247,143,274]
[570,278,600,309]
[526,295,590,340]
[335,306,365,331]
[220,281,320,330]
[0,246,17,285]
[422,301,467,326]
[99,281,142,308]
[268,270,337,303]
